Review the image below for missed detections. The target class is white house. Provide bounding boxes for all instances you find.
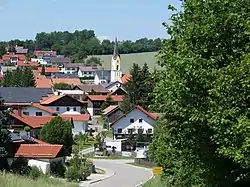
[77,66,98,78]
[60,111,90,135]
[110,105,159,139]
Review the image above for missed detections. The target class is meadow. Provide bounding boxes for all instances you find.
[93,51,161,73]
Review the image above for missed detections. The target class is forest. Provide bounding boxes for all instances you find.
[0,29,162,62]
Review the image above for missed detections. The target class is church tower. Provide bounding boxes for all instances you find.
[111,37,122,82]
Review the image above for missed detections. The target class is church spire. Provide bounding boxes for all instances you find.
[113,37,119,60]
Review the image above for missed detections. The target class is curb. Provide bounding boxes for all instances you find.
[79,168,115,187]
[124,163,154,187]
[135,171,154,187]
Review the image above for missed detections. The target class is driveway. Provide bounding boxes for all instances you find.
[90,159,152,187]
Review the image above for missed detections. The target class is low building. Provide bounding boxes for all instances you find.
[73,84,110,95]
[32,67,60,76]
[83,95,123,116]
[103,105,124,124]
[110,105,160,140]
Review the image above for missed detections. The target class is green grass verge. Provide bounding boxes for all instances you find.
[73,140,95,152]
[143,175,164,187]
[0,172,78,187]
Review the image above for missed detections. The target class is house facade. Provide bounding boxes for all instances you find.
[84,95,123,116]
[110,105,159,139]
[103,105,124,124]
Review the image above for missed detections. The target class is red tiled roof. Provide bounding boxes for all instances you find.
[40,94,65,105]
[2,54,26,61]
[60,114,90,121]
[32,67,60,73]
[35,75,53,88]
[10,110,71,128]
[103,105,119,116]
[31,137,50,144]
[32,103,58,114]
[110,105,158,126]
[51,78,81,85]
[14,144,62,159]
[120,74,131,84]
[17,61,39,67]
[87,95,124,102]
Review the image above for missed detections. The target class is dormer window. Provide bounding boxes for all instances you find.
[130,118,134,123]
[139,118,143,123]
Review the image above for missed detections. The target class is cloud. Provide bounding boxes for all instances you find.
[97,36,110,42]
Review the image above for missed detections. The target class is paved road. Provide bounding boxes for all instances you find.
[90,159,152,187]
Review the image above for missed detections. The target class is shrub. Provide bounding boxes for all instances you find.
[11,157,30,175]
[29,166,43,180]
[50,161,66,178]
[65,153,92,182]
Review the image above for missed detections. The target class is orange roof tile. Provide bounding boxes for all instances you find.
[2,54,26,61]
[103,105,119,116]
[60,114,90,121]
[120,74,131,84]
[40,94,65,105]
[32,67,60,73]
[10,110,71,128]
[35,75,52,88]
[87,95,124,102]
[14,144,62,159]
[110,105,158,126]
[51,78,81,85]
[17,61,39,67]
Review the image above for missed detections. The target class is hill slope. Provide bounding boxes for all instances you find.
[92,52,160,73]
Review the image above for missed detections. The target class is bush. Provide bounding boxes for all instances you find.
[88,136,95,141]
[29,166,43,180]
[50,161,66,178]
[11,157,30,175]
[65,153,92,182]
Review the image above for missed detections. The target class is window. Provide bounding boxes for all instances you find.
[130,118,134,123]
[56,107,60,111]
[128,129,133,134]
[36,112,42,116]
[73,107,76,111]
[147,129,153,134]
[22,112,29,116]
[67,107,70,111]
[117,128,122,134]
[138,128,144,134]
[139,118,143,123]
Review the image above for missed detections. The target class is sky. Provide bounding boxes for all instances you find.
[0,0,182,41]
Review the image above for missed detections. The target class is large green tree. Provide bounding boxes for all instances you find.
[0,97,11,170]
[2,68,35,87]
[150,1,250,187]
[120,63,154,112]
[40,116,74,156]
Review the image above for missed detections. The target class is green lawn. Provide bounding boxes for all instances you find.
[0,172,77,187]
[73,140,95,152]
[92,52,161,73]
[143,175,165,187]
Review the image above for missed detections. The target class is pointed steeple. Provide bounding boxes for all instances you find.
[113,37,119,60]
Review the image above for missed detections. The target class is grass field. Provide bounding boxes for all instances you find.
[92,52,161,73]
[0,172,78,187]
[143,175,165,187]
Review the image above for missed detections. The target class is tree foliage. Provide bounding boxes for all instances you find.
[101,95,116,111]
[0,30,162,63]
[53,83,72,90]
[39,116,73,156]
[150,0,250,186]
[2,68,35,87]
[0,97,10,171]
[120,63,155,112]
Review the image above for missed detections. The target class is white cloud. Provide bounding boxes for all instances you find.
[97,36,110,42]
